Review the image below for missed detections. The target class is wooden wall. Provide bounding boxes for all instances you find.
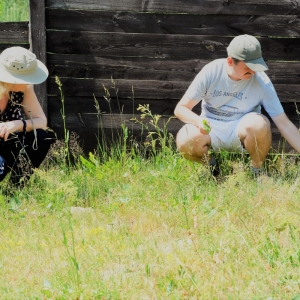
[44,0,300,152]
[0,22,29,51]
[3,1,300,152]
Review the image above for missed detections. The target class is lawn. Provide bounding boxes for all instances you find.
[1,1,300,299]
[0,128,300,299]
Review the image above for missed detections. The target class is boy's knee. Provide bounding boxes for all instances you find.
[239,114,271,139]
[176,124,211,160]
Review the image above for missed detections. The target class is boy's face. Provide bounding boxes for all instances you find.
[227,57,255,81]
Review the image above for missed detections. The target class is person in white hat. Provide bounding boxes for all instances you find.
[174,34,300,176]
[0,46,54,187]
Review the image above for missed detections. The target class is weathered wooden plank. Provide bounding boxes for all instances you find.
[49,113,181,132]
[48,126,154,153]
[47,96,180,116]
[47,78,300,102]
[29,0,48,115]
[47,98,300,120]
[0,22,29,43]
[0,44,30,52]
[46,9,300,37]
[48,78,188,99]
[276,85,300,103]
[48,111,181,151]
[48,103,298,153]
[48,54,300,85]
[45,0,300,15]
[47,54,206,82]
[46,32,300,61]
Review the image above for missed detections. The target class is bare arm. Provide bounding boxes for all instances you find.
[0,85,47,140]
[22,84,47,131]
[272,112,300,152]
[174,94,203,128]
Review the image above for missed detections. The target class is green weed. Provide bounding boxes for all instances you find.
[0,79,300,298]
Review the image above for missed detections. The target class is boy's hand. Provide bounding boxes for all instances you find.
[199,119,211,135]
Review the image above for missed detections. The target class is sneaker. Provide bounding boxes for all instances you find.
[251,167,269,177]
[209,156,220,177]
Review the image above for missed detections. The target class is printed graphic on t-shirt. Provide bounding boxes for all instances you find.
[206,88,249,119]
[212,89,244,101]
[204,104,245,118]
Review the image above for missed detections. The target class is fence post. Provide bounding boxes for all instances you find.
[29,0,47,116]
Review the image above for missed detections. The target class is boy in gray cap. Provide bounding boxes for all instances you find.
[175,34,300,176]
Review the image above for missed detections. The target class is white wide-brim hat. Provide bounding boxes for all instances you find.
[0,46,48,84]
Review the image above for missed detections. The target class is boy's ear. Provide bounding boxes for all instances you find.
[227,57,234,66]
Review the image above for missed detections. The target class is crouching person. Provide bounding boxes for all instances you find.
[175,34,300,177]
[0,46,54,187]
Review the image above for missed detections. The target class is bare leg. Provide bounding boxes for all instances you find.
[238,114,272,169]
[176,124,212,164]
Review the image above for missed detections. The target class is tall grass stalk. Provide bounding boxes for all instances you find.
[55,76,71,167]
[59,212,81,291]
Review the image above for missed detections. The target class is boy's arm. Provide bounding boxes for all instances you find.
[174,94,203,128]
[174,95,211,134]
[272,112,300,152]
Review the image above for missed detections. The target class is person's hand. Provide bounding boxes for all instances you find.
[198,118,211,135]
[0,120,21,141]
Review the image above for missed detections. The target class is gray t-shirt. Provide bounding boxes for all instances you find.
[185,58,284,122]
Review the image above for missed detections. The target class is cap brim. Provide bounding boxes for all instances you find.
[244,57,269,72]
[0,59,48,84]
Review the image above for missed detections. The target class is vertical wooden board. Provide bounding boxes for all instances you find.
[29,0,48,116]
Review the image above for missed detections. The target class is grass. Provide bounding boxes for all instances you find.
[0,0,29,22]
[0,117,300,299]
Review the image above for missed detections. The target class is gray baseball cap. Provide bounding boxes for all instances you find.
[227,34,268,72]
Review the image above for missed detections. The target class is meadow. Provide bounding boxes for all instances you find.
[1,123,300,299]
[1,1,300,299]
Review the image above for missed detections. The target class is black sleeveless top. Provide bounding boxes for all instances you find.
[0,91,23,122]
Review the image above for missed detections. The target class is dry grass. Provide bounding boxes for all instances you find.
[0,149,300,299]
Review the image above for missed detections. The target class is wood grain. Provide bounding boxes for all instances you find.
[47,77,300,103]
[46,31,300,61]
[30,0,48,115]
[0,22,28,43]
[47,54,300,85]
[47,9,300,37]
[46,0,300,15]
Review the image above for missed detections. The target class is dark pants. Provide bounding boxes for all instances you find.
[0,129,55,187]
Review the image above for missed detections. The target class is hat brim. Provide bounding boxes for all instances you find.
[0,59,48,84]
[244,57,269,72]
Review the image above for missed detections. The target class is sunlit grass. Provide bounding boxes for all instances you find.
[1,78,300,297]
[0,139,300,298]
